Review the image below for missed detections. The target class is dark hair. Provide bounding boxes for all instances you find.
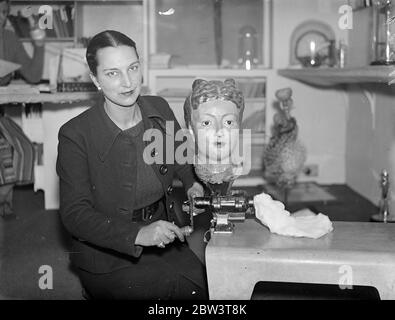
[183,78,244,128]
[86,30,138,75]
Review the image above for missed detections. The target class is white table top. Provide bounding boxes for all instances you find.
[207,219,395,263]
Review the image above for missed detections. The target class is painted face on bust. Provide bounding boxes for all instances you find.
[190,99,240,164]
[90,45,142,108]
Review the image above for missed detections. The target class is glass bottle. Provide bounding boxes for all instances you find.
[238,26,259,70]
[371,0,395,65]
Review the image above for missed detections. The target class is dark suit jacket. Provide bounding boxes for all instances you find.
[56,95,196,273]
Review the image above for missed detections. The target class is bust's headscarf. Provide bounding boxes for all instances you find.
[183,78,244,128]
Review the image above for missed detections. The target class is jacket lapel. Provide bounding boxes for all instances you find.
[88,98,122,162]
[138,97,173,189]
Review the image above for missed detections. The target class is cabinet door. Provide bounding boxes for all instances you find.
[148,0,272,69]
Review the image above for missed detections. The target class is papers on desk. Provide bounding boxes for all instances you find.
[0,59,21,78]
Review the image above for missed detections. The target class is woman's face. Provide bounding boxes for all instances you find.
[191,99,240,164]
[90,45,142,108]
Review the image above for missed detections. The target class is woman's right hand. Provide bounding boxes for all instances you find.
[135,220,185,247]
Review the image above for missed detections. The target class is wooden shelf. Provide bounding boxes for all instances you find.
[0,92,99,104]
[150,68,270,77]
[20,37,75,42]
[277,66,395,87]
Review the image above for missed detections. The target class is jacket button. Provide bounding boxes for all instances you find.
[160,165,168,175]
[169,201,174,210]
[151,149,158,157]
[122,183,133,190]
[167,185,173,195]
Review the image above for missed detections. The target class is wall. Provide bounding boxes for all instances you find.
[79,2,144,59]
[268,0,349,184]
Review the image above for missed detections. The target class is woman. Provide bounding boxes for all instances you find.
[56,30,207,299]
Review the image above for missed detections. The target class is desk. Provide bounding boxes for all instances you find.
[205,219,395,300]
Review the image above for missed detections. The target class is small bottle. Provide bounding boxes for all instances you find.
[338,40,347,68]
[371,168,395,223]
[328,40,337,67]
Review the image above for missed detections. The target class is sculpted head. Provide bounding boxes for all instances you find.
[183,78,244,164]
